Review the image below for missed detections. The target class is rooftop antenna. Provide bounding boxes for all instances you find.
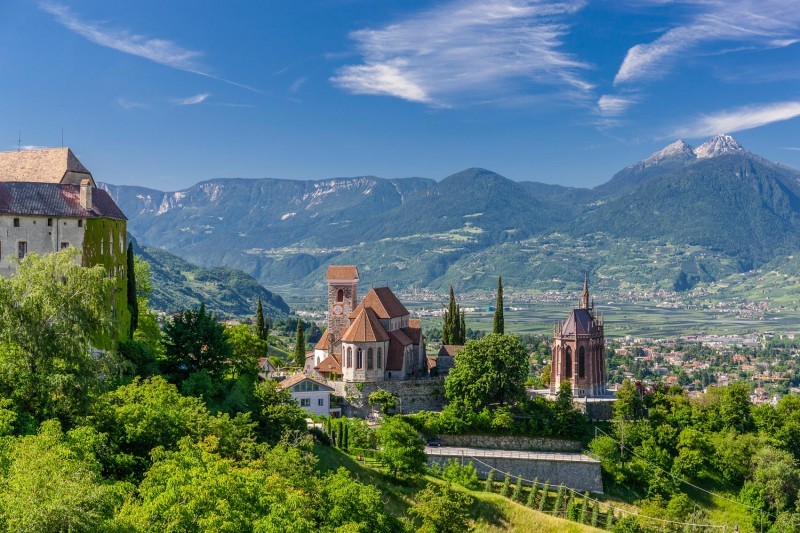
[61,127,64,148]
[17,129,21,151]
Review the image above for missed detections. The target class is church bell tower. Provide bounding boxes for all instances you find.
[325,265,359,345]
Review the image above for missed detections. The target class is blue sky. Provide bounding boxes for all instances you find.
[2,0,800,190]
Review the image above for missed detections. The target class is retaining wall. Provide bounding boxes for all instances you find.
[435,434,581,452]
[427,449,603,494]
[325,378,445,417]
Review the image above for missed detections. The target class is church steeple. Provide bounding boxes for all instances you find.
[581,275,590,309]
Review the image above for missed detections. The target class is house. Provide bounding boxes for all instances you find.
[278,373,336,417]
[430,344,463,376]
[313,266,425,382]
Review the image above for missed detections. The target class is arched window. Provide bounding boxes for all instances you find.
[565,347,572,378]
[377,347,382,369]
[336,289,344,302]
[356,348,363,369]
[367,348,374,369]
[578,346,586,378]
[346,347,352,368]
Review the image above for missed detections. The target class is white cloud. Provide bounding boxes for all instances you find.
[615,0,800,85]
[331,0,591,106]
[117,97,149,110]
[41,2,261,93]
[173,93,210,106]
[288,77,307,93]
[10,145,50,151]
[672,101,800,138]
[597,94,637,117]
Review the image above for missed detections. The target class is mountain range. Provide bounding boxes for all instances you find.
[103,134,800,294]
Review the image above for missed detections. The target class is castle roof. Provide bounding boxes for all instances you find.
[401,325,422,346]
[326,265,359,281]
[0,182,126,220]
[561,308,599,336]
[0,148,94,186]
[341,307,390,343]
[350,286,409,319]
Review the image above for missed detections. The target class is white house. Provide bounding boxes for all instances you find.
[278,373,336,417]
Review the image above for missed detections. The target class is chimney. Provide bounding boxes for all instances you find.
[80,179,92,210]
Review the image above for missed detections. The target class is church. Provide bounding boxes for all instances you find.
[550,277,608,397]
[311,265,426,382]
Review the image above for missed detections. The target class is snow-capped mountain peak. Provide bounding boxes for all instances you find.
[641,139,696,167]
[694,133,747,159]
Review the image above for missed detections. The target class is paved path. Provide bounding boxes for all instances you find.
[425,446,599,463]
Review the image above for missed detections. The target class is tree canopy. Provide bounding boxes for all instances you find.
[445,334,529,410]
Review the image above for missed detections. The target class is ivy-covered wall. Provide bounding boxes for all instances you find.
[82,218,130,342]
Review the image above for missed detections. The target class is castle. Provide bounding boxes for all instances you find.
[311,265,426,382]
[0,148,127,279]
[550,277,608,397]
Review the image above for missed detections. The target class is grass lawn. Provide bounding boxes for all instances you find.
[313,444,600,532]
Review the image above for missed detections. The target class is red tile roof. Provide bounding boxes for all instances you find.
[0,147,93,185]
[316,354,342,375]
[325,265,359,281]
[402,326,423,346]
[386,336,407,371]
[341,307,390,343]
[350,286,409,319]
[438,345,464,357]
[561,308,599,336]
[314,328,333,350]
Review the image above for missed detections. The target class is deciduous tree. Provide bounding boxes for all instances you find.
[376,417,426,478]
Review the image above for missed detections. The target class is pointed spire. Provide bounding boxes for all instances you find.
[582,274,590,309]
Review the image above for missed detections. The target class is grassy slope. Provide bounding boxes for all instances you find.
[314,445,599,532]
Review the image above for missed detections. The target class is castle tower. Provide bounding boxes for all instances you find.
[551,278,607,397]
[325,265,359,346]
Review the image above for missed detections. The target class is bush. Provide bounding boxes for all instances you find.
[309,427,330,446]
[441,459,481,490]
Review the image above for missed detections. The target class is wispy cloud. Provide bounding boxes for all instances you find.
[614,0,800,85]
[672,101,800,138]
[116,97,149,111]
[331,0,591,106]
[596,94,637,117]
[172,93,210,106]
[40,2,261,93]
[9,145,50,151]
[288,77,307,93]
[779,147,800,151]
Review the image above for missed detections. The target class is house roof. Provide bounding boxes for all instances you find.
[438,345,464,357]
[561,308,599,336]
[408,318,421,329]
[325,265,359,281]
[316,353,342,375]
[0,148,94,186]
[277,373,333,391]
[341,307,390,343]
[257,357,275,371]
[0,182,126,220]
[350,286,409,319]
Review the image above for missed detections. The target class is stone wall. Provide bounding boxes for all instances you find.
[325,377,445,418]
[0,214,86,278]
[435,434,582,452]
[427,451,603,493]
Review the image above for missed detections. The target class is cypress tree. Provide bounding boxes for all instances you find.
[293,321,306,367]
[591,500,599,527]
[342,423,349,452]
[538,481,550,512]
[126,242,138,338]
[552,484,565,517]
[500,472,511,498]
[459,310,466,344]
[527,478,539,508]
[484,469,495,492]
[565,491,576,520]
[580,492,589,524]
[256,296,268,343]
[493,276,504,335]
[512,476,523,502]
[605,507,615,530]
